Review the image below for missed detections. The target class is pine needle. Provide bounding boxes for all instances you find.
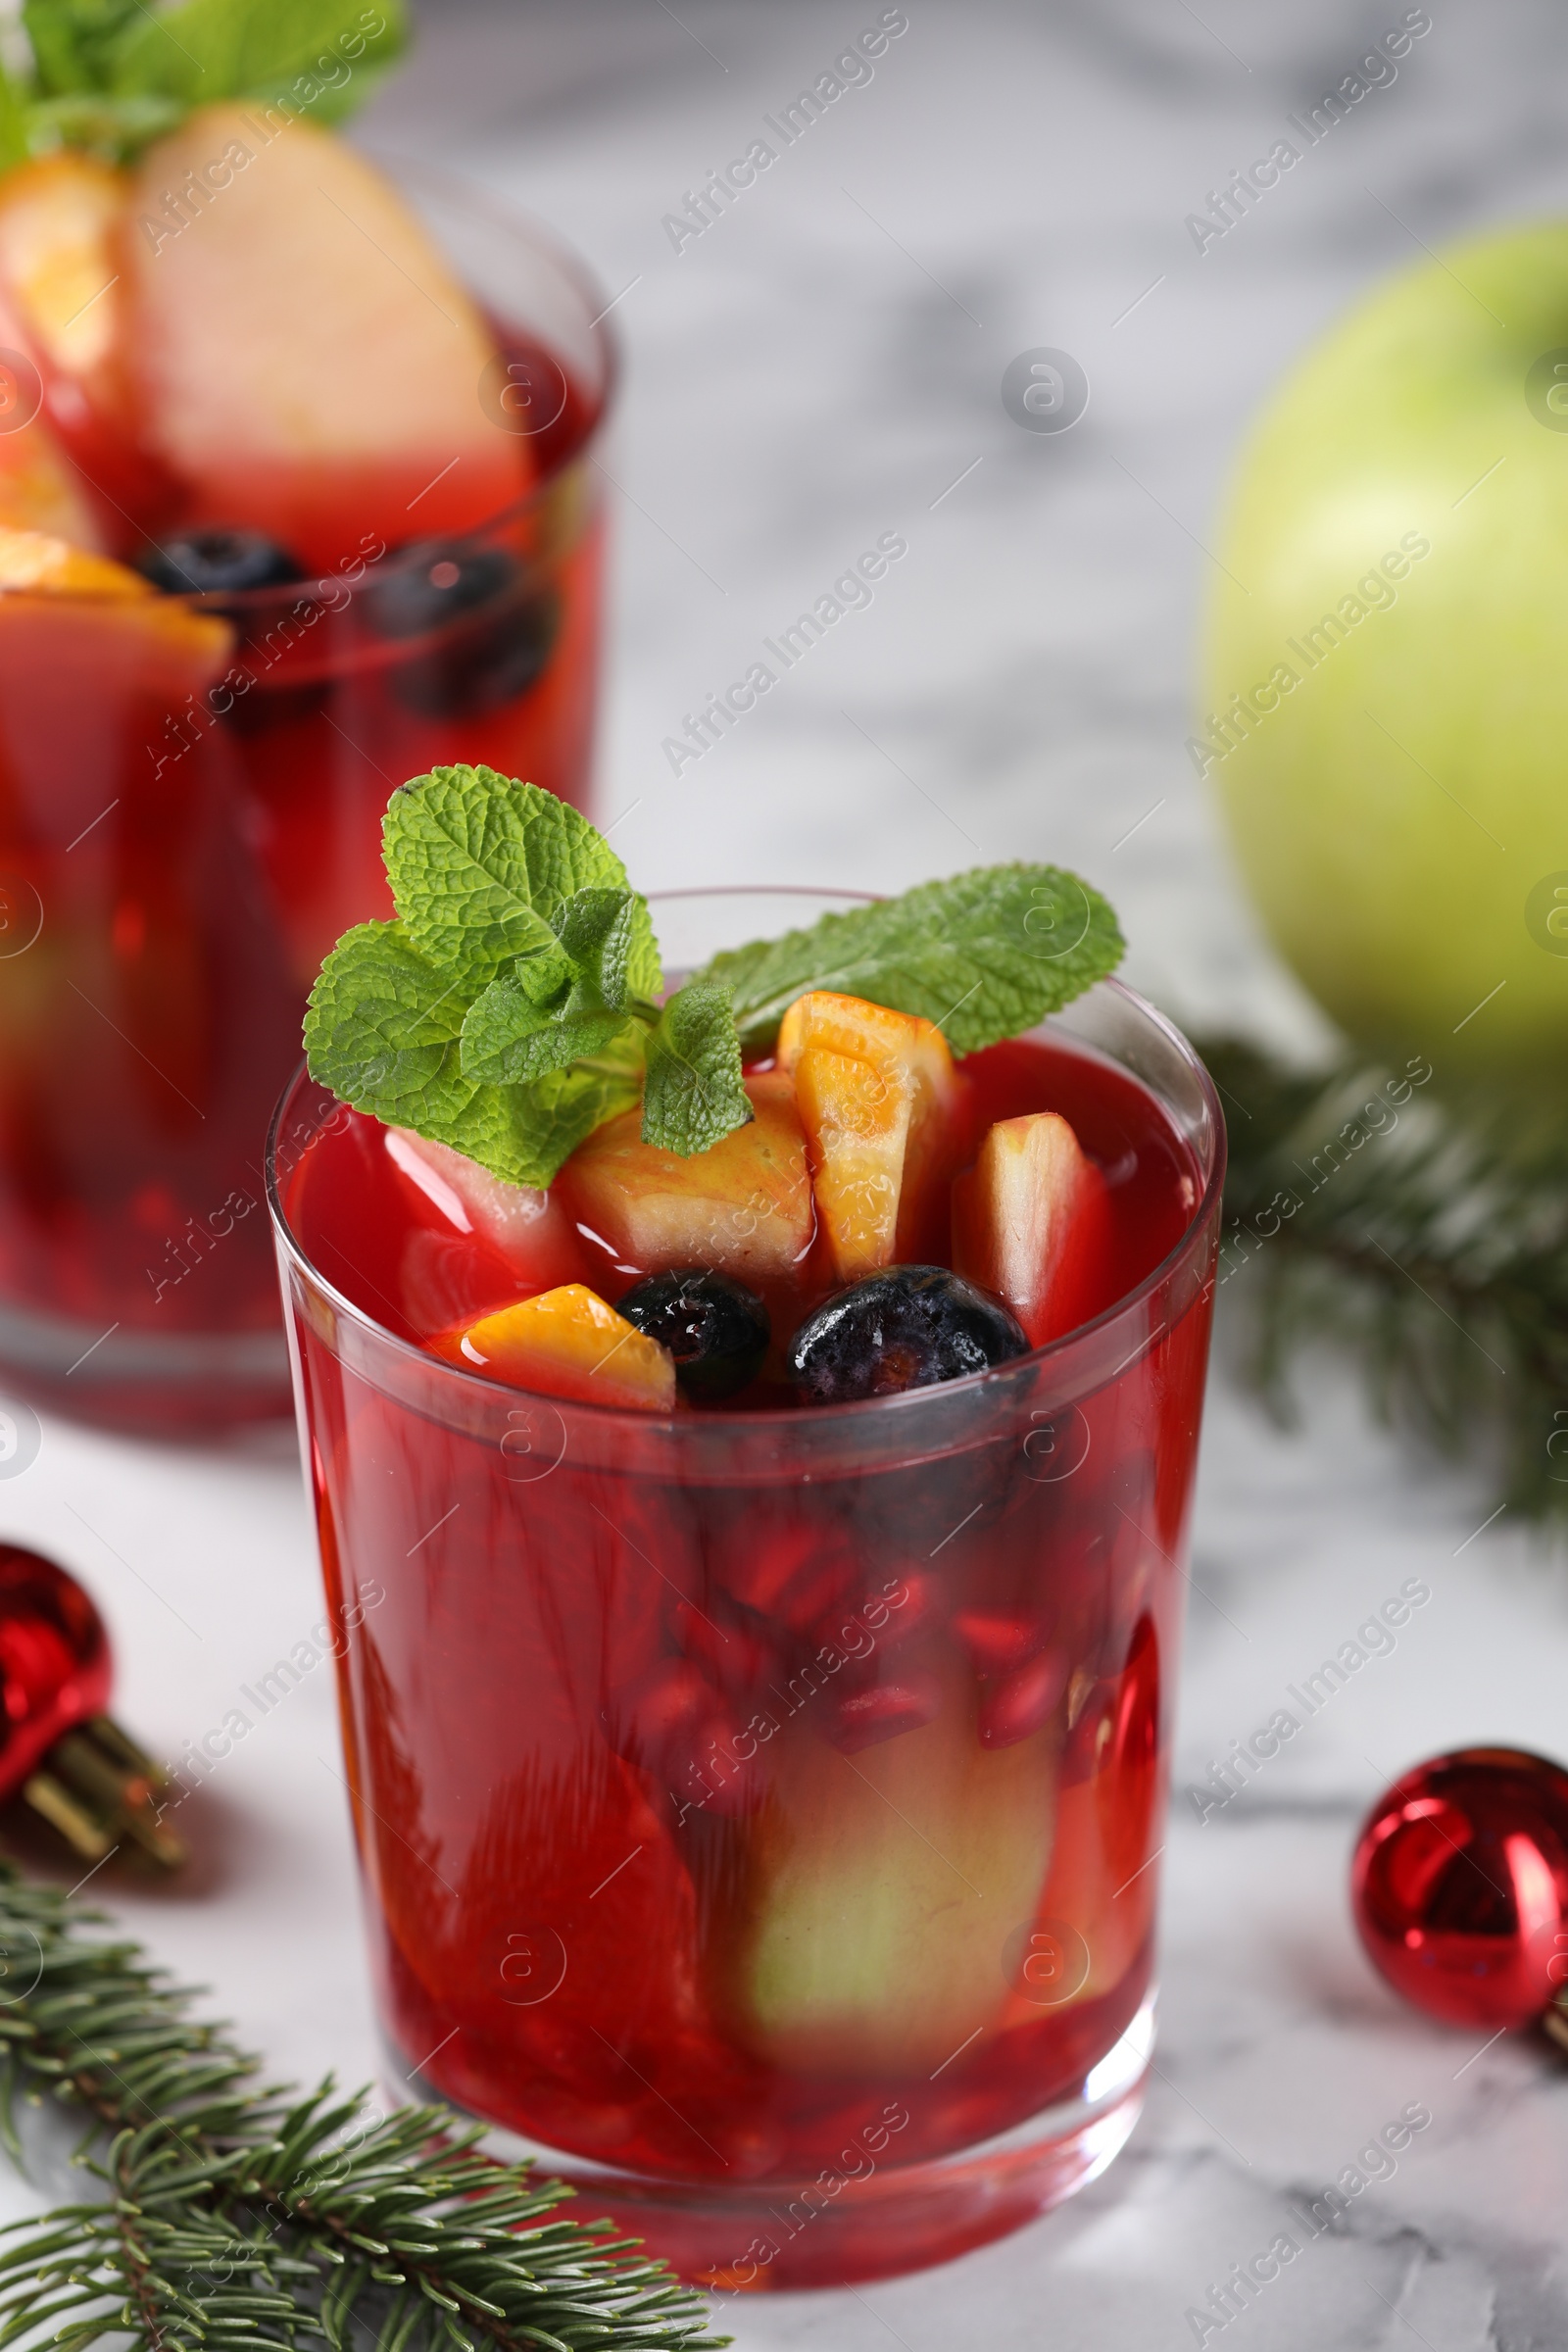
[0,1871,727,2351]
[1198,1033,1568,1526]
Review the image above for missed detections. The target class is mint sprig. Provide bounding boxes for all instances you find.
[305,769,661,1189]
[303,765,1124,1190]
[695,864,1125,1056]
[382,764,660,995]
[460,887,643,1088]
[5,0,407,166]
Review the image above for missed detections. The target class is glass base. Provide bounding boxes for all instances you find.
[386,1998,1154,2291]
[0,1292,291,1437]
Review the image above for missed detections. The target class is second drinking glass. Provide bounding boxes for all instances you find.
[0,175,613,1434]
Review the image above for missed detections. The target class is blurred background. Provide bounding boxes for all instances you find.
[358,0,1560,1046]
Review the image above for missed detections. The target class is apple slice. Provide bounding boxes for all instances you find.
[732,1647,1060,2075]
[442,1284,675,1412]
[953,1110,1110,1348]
[1009,1619,1162,2020]
[384,1129,589,1334]
[558,1072,813,1285]
[124,106,528,570]
[776,991,958,1280]
[384,1127,584,1285]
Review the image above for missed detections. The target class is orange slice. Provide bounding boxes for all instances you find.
[0,528,151,598]
[776,992,957,1281]
[449,1284,675,1412]
[0,418,104,545]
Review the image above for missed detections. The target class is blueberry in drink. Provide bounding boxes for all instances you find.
[620,1270,770,1401]
[787,1265,1028,1401]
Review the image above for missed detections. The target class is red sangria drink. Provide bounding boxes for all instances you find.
[270,773,1223,2289]
[0,24,612,1433]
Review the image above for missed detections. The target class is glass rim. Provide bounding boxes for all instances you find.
[156,164,617,616]
[266,964,1226,1437]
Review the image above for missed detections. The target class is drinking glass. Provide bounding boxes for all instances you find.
[268,890,1223,2288]
[0,173,613,1434]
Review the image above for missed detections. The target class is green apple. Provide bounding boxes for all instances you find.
[1202,221,1568,1073]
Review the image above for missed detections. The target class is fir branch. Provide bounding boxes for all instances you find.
[1197,1032,1568,1526]
[0,1871,725,2352]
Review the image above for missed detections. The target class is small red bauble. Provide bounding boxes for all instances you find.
[0,1544,112,1798]
[0,1544,182,1869]
[1352,1746,1568,2032]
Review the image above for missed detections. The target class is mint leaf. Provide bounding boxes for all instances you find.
[503,928,574,1010]
[384,766,660,1000]
[443,1045,643,1192]
[303,919,476,1131]
[26,89,181,150]
[19,0,407,152]
[458,885,644,1087]
[641,980,752,1157]
[505,1035,645,1188]
[0,63,32,169]
[550,886,638,1014]
[106,0,406,111]
[696,863,1124,1056]
[22,0,141,96]
[304,767,1129,1200]
[303,915,646,1190]
[304,774,666,1190]
[460,977,626,1088]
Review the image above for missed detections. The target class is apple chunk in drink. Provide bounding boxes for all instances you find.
[272,768,1221,2286]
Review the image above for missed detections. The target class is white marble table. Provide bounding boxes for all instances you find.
[6,3,1568,2345]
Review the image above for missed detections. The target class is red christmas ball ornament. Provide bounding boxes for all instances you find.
[0,1544,182,1869]
[1352,1746,1568,2033]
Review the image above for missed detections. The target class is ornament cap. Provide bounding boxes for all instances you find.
[23,1714,184,1871]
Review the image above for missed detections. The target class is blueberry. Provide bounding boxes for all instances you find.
[364,538,559,718]
[787,1266,1029,1404]
[618,1269,770,1402]
[136,529,304,596]
[364,540,514,637]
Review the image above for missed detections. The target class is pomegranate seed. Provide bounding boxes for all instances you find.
[609,1658,715,1763]
[829,1674,942,1754]
[978,1648,1069,1749]
[955,1607,1047,1677]
[669,1599,775,1696]
[811,1567,934,1660]
[720,1522,858,1634]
